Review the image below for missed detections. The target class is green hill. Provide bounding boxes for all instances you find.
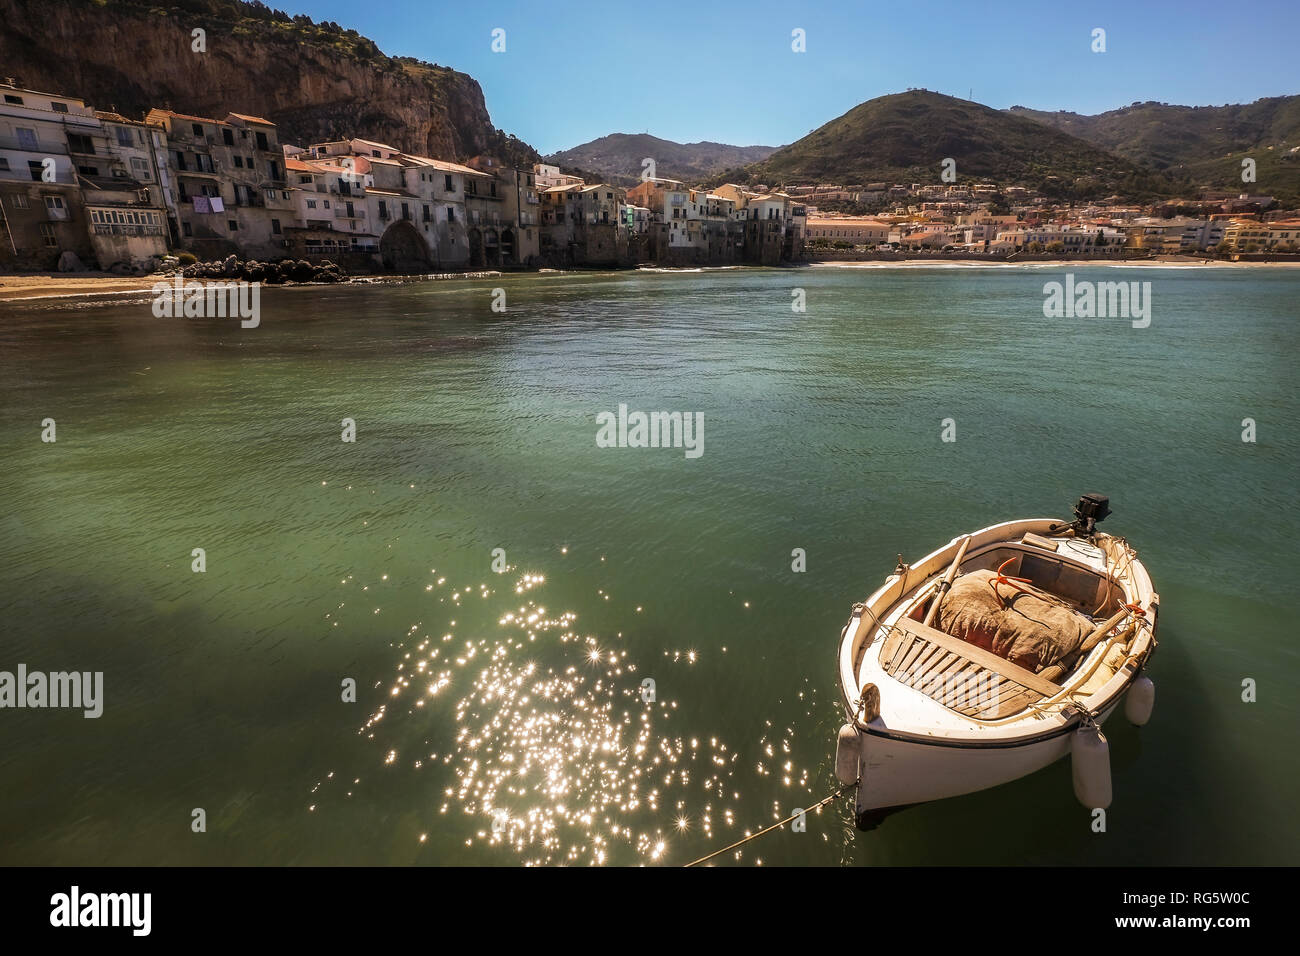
[726,90,1175,201]
[1008,97,1300,203]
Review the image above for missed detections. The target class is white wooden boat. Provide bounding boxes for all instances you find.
[834,495,1159,828]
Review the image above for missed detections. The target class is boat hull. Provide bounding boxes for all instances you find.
[850,700,1122,818]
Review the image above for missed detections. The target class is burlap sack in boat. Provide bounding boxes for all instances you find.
[935,569,1093,673]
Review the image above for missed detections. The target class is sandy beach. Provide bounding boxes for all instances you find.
[0,273,163,302]
[809,255,1300,269]
[4,257,1298,304]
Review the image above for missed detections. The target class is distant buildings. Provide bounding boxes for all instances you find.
[1,77,1295,272]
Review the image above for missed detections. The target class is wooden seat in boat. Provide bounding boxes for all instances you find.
[879,617,1064,720]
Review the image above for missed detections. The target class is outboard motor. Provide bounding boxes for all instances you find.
[1071,493,1111,536]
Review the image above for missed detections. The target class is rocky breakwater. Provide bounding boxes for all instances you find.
[178,255,345,284]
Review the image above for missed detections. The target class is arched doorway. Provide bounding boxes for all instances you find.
[500,228,516,265]
[483,228,501,267]
[380,220,432,272]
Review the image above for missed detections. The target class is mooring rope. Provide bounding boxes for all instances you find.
[681,783,853,867]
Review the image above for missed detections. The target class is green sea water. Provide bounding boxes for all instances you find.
[0,264,1296,865]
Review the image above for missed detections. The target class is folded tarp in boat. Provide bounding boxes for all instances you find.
[935,569,1094,673]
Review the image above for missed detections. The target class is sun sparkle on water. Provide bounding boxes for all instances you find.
[309,567,821,865]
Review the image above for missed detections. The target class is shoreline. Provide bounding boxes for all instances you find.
[4,256,1297,303]
[808,255,1300,269]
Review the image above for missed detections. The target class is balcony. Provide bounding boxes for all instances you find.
[333,207,365,220]
[0,133,68,153]
[0,167,77,185]
[92,222,165,237]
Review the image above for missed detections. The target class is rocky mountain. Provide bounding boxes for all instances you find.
[729,90,1173,200]
[0,0,540,167]
[547,133,777,186]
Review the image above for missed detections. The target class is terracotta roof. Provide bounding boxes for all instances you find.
[403,156,491,177]
[227,112,275,126]
[806,218,889,227]
[145,108,227,127]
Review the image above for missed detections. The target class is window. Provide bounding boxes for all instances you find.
[67,132,93,154]
[271,218,281,235]
[115,127,134,147]
[234,156,243,168]
[281,191,289,200]
[3,94,22,105]
[378,200,388,219]
[0,158,7,171]
[51,102,68,113]
[246,156,253,168]
[423,205,431,222]
[255,131,269,151]
[44,196,66,218]
[27,160,44,181]
[192,123,204,137]
[77,165,99,176]
[222,128,234,146]
[13,195,28,209]
[323,200,330,209]
[131,157,151,179]
[228,220,238,231]
[445,175,453,191]
[182,221,192,237]
[265,189,276,202]
[307,199,317,209]
[40,223,56,246]
[447,207,455,223]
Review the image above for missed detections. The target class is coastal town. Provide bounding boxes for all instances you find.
[2,77,1298,279]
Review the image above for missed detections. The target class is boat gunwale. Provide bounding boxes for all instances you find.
[837,517,1157,747]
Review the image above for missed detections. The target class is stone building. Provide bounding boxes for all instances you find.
[0,81,97,269]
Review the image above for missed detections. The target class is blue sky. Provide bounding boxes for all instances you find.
[290,0,1300,155]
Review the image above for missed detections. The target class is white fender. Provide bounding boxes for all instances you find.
[1071,724,1112,809]
[834,723,860,785]
[1125,676,1155,726]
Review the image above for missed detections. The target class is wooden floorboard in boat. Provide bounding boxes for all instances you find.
[879,618,1059,720]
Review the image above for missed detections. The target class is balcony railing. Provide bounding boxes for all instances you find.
[1,168,78,185]
[92,223,166,237]
[0,133,68,153]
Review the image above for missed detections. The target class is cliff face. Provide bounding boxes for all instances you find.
[0,0,536,164]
